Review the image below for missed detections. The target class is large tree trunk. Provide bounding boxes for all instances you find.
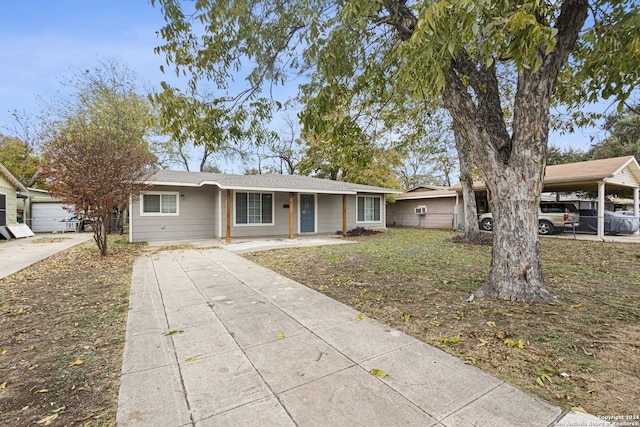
[476,161,550,301]
[440,0,588,302]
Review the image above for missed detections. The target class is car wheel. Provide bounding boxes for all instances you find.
[538,220,554,235]
[480,218,493,231]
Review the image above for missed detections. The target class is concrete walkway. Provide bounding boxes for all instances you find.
[116,248,605,427]
[0,232,93,279]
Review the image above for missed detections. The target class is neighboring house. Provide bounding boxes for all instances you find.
[389,156,640,238]
[387,186,460,229]
[20,188,73,233]
[130,170,402,243]
[0,162,29,238]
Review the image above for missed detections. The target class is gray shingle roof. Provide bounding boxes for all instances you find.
[146,170,402,194]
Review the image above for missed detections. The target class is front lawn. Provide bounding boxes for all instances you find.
[244,227,640,416]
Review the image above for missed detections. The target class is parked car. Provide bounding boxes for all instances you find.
[576,209,640,235]
[478,202,580,235]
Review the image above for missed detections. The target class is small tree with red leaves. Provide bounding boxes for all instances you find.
[43,116,154,255]
[42,61,155,255]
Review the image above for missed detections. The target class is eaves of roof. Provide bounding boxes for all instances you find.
[0,162,28,193]
[145,171,403,195]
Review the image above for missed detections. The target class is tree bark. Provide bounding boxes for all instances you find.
[440,0,588,302]
[452,122,479,237]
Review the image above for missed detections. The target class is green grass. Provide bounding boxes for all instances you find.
[245,226,640,416]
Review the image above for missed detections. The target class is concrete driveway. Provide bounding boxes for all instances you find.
[0,232,94,279]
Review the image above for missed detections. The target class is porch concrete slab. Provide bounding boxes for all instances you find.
[223,309,308,349]
[360,340,503,420]
[314,316,418,363]
[278,366,439,427]
[117,364,191,427]
[118,247,599,427]
[195,396,295,427]
[244,331,354,393]
[164,303,221,330]
[441,382,562,427]
[179,350,273,422]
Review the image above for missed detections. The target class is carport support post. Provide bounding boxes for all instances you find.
[597,182,605,240]
[289,192,294,239]
[342,195,347,237]
[634,188,639,235]
[225,189,232,243]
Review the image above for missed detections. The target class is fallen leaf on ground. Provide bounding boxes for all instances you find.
[36,413,59,425]
[69,359,84,366]
[278,332,286,339]
[504,338,524,349]
[355,313,364,321]
[0,381,7,389]
[369,368,388,379]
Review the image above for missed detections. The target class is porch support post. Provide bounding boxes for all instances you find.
[342,194,347,237]
[225,189,232,243]
[597,181,605,240]
[634,188,639,235]
[289,192,294,239]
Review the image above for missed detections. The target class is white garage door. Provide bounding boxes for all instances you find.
[31,202,72,232]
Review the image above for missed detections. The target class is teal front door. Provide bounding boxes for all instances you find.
[300,194,315,233]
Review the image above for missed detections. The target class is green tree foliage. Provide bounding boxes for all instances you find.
[298,85,404,188]
[42,61,155,256]
[0,134,41,187]
[152,0,639,302]
[546,145,588,165]
[587,106,640,160]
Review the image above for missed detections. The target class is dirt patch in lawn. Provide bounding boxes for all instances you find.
[0,235,146,426]
[244,227,640,417]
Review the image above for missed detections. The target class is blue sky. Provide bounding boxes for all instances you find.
[0,1,171,127]
[0,0,606,156]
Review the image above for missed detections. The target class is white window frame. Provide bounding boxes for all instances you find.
[356,195,382,223]
[233,191,275,226]
[139,191,180,216]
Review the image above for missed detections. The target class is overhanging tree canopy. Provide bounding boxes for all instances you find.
[151,0,639,302]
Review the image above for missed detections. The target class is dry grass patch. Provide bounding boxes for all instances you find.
[0,235,146,426]
[244,227,640,416]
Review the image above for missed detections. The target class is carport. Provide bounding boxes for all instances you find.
[541,156,640,239]
[462,156,640,239]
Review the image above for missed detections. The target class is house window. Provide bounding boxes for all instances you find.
[0,194,6,226]
[141,192,178,216]
[235,192,273,225]
[357,196,381,222]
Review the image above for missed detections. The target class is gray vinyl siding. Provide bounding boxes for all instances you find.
[229,192,294,238]
[387,198,456,229]
[130,185,217,242]
[131,185,390,242]
[316,194,349,233]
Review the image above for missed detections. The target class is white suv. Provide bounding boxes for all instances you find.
[478,202,580,235]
